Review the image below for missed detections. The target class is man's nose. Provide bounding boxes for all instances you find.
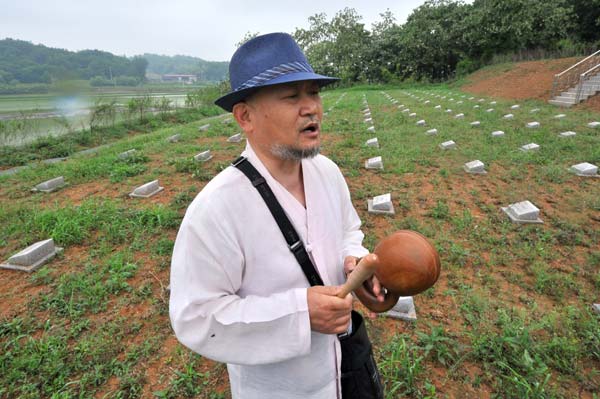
[299,93,320,115]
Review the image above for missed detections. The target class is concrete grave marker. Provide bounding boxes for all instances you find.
[384,296,417,321]
[473,105,480,109]
[588,122,600,128]
[490,101,497,105]
[424,100,430,104]
[526,122,540,129]
[457,100,464,104]
[416,119,426,126]
[167,134,180,143]
[464,160,487,174]
[368,193,395,215]
[569,162,599,177]
[409,113,417,117]
[439,140,457,150]
[434,105,442,109]
[478,98,485,102]
[491,130,505,137]
[222,118,233,124]
[554,114,566,119]
[520,143,540,152]
[365,156,383,170]
[402,108,410,113]
[129,180,164,198]
[468,96,474,100]
[446,109,452,113]
[502,200,543,224]
[454,113,465,119]
[118,149,136,159]
[194,150,212,162]
[470,121,481,127]
[503,114,514,119]
[593,304,600,315]
[510,104,520,109]
[32,176,66,193]
[426,128,438,136]
[0,238,63,272]
[559,131,576,137]
[366,138,379,148]
[198,124,210,131]
[367,126,375,133]
[486,108,494,113]
[227,133,242,143]
[530,108,540,113]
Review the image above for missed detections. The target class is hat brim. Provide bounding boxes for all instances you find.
[214,72,339,112]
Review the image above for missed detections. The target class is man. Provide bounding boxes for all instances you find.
[169,32,381,399]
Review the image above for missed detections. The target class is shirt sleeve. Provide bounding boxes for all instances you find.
[336,168,370,260]
[169,194,312,366]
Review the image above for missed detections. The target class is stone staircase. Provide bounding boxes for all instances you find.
[549,50,600,107]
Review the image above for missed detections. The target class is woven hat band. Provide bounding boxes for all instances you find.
[234,61,313,91]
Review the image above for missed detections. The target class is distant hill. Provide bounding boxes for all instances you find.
[0,38,147,84]
[143,53,228,82]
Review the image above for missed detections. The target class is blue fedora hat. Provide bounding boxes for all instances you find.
[215,32,339,112]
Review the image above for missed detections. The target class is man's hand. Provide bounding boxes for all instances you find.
[344,256,385,319]
[307,285,353,334]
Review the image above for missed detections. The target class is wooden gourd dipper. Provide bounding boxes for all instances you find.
[338,230,441,313]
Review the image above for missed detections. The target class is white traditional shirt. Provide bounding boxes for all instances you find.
[169,143,369,399]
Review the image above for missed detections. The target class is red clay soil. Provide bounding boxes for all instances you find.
[461,57,600,113]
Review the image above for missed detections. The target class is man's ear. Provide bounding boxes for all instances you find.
[232,102,253,135]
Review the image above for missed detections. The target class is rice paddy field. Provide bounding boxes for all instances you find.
[0,85,599,398]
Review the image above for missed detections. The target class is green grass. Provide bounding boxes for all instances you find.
[0,83,599,398]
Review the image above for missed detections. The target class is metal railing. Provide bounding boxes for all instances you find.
[551,49,600,99]
[575,63,600,103]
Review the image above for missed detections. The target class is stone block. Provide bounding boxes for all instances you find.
[424,100,430,104]
[384,296,417,321]
[490,101,497,105]
[593,304,600,315]
[0,239,63,272]
[530,108,540,113]
[439,140,456,150]
[365,156,383,170]
[554,114,566,119]
[409,113,417,117]
[588,122,600,128]
[526,122,540,129]
[364,117,373,123]
[32,176,66,193]
[198,124,210,131]
[464,160,487,174]
[478,98,485,102]
[426,128,438,136]
[491,130,505,137]
[194,150,212,162]
[434,105,442,109]
[454,113,464,119]
[129,180,164,198]
[365,138,379,148]
[445,109,452,113]
[520,143,540,152]
[503,114,514,119]
[559,131,576,137]
[367,126,375,133]
[502,200,543,224]
[367,193,395,215]
[118,149,136,159]
[227,133,242,143]
[222,118,232,124]
[167,134,180,143]
[569,162,599,177]
[473,105,480,109]
[486,108,495,113]
[402,108,410,113]
[416,119,426,126]
[510,104,520,109]
[470,121,481,127]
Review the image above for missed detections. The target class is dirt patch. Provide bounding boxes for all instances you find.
[461,57,600,113]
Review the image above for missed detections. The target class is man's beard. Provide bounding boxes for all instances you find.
[270,144,321,161]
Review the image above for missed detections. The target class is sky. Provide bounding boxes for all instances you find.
[0,0,429,62]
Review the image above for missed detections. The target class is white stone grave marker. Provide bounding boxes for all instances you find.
[0,239,63,272]
[526,122,540,129]
[434,105,442,109]
[368,193,395,215]
[559,131,576,137]
[503,114,514,119]
[32,176,66,193]
[416,119,426,126]
[491,130,505,137]
[569,162,599,177]
[402,108,410,113]
[530,108,540,113]
[454,113,464,119]
[198,124,210,131]
[470,121,481,127]
[194,150,212,162]
[384,297,417,321]
[426,128,438,136]
[464,160,487,174]
[366,138,379,148]
[439,140,456,150]
[473,105,480,109]
[227,133,242,143]
[365,156,383,170]
[486,108,494,113]
[520,143,540,152]
[367,126,375,133]
[510,104,520,109]
[364,117,373,123]
[502,200,543,224]
[446,109,452,113]
[167,134,180,143]
[588,122,600,128]
[130,180,164,198]
[490,101,497,105]
[593,304,600,315]
[554,114,566,119]
[118,149,136,159]
[409,113,417,117]
[222,118,232,124]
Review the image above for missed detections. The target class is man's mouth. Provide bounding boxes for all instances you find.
[301,122,320,134]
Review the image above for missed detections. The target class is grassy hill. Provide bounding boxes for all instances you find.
[0,77,599,398]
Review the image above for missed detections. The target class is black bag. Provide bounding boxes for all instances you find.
[340,311,384,399]
[233,156,384,399]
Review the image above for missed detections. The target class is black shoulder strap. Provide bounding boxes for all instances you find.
[232,156,324,286]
